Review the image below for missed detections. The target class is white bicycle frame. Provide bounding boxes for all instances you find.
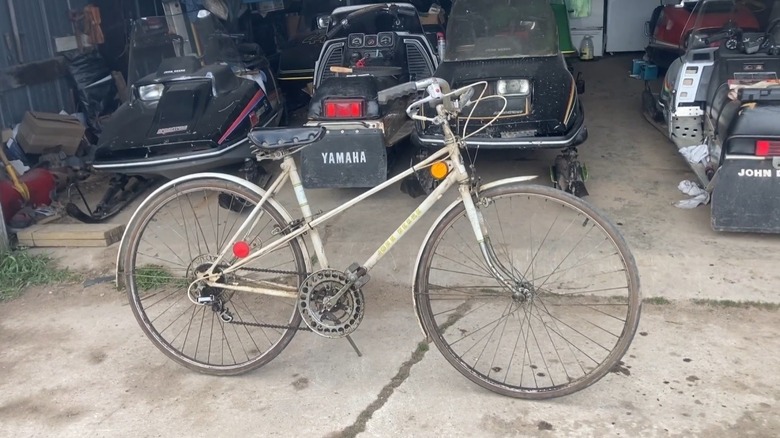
[191,82,527,299]
[199,134,472,297]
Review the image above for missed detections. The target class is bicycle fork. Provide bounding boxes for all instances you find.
[458,184,530,299]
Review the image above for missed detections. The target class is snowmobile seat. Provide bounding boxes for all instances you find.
[707,83,741,141]
[248,126,326,152]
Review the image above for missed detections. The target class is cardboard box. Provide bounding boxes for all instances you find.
[1,128,12,144]
[419,12,444,26]
[16,112,85,156]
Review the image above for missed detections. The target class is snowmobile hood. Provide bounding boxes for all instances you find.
[434,55,575,125]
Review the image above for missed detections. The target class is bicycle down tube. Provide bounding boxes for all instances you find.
[212,144,457,281]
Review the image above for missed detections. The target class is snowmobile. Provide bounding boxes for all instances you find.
[67,9,284,223]
[646,0,759,68]
[290,2,440,188]
[643,0,780,233]
[412,0,589,196]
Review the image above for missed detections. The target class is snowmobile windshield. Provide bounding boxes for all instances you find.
[127,11,245,86]
[686,0,760,47]
[327,3,424,39]
[444,0,558,62]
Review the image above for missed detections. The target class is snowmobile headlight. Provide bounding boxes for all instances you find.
[496,79,530,96]
[317,15,331,29]
[139,84,165,101]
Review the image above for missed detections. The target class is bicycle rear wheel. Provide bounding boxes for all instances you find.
[415,184,641,399]
[122,177,307,375]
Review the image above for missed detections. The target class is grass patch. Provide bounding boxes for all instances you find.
[643,296,672,305]
[0,251,77,301]
[691,299,779,311]
[134,265,187,291]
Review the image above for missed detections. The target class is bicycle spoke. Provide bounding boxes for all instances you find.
[417,186,639,398]
[127,179,305,374]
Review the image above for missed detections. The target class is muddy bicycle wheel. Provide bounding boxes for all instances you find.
[414,184,641,399]
[122,177,307,375]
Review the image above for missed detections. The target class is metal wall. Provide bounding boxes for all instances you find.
[0,0,89,128]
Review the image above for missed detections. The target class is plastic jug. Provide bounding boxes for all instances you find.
[580,35,594,61]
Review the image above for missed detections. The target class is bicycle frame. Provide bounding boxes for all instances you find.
[197,100,525,298]
[199,135,475,295]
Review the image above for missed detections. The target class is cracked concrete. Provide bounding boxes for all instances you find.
[2,55,780,436]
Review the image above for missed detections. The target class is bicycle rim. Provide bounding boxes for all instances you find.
[415,184,641,398]
[124,178,306,375]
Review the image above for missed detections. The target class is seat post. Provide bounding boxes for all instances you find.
[284,155,329,268]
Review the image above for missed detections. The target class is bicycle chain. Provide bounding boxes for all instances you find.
[228,320,312,331]
[224,266,313,331]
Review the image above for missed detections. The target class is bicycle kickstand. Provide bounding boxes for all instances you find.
[346,335,362,357]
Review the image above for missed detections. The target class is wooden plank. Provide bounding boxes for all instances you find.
[16,223,125,247]
[15,238,120,248]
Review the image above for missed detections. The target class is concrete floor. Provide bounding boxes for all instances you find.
[3,54,779,437]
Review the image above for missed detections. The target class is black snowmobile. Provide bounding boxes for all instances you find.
[277,0,448,109]
[412,0,589,196]
[290,2,440,188]
[67,10,284,223]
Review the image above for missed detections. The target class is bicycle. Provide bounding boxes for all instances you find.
[117,77,641,399]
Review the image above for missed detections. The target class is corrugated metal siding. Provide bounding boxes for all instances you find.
[0,0,89,127]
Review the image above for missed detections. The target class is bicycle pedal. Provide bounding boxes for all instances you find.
[345,263,370,288]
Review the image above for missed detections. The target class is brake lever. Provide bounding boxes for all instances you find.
[457,87,475,109]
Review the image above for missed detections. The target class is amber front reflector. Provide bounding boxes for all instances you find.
[430,162,449,180]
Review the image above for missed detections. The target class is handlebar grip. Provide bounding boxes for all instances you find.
[378,82,418,105]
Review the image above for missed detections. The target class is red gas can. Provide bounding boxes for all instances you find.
[0,168,57,223]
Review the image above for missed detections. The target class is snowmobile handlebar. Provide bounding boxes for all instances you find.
[377,78,453,108]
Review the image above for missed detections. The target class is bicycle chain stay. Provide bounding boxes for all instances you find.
[222,265,313,331]
[228,320,312,331]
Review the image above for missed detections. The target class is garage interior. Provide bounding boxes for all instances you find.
[1,1,779,434]
[0,0,777,299]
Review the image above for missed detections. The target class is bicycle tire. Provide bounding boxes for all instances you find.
[414,183,641,399]
[123,177,307,375]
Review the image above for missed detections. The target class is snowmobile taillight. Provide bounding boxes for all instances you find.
[323,99,365,119]
[755,140,780,156]
[233,241,251,259]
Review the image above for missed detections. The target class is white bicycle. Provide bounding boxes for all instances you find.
[117,78,641,399]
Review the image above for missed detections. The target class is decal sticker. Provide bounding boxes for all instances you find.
[303,34,327,45]
[321,151,368,164]
[737,169,779,177]
[156,125,188,135]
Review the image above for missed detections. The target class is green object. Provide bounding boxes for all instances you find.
[550,1,576,54]
[568,0,592,18]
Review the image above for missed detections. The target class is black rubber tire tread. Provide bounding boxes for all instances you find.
[414,183,641,399]
[123,177,306,376]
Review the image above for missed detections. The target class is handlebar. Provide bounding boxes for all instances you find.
[704,30,733,45]
[377,77,507,143]
[377,77,453,108]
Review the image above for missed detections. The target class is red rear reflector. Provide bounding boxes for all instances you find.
[233,241,251,259]
[323,99,364,119]
[756,140,780,156]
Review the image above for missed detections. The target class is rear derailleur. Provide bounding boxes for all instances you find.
[551,147,589,197]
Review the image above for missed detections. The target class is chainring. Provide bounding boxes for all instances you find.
[298,269,365,338]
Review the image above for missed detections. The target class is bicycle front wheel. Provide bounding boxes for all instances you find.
[122,177,307,375]
[415,184,641,399]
